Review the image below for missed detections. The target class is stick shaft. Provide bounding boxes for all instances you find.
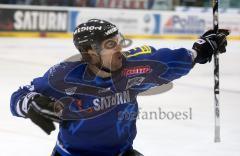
[213,0,220,143]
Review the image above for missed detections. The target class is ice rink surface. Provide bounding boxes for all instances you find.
[0,38,239,156]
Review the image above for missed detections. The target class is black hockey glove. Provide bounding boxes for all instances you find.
[122,149,144,156]
[192,29,230,64]
[18,92,63,135]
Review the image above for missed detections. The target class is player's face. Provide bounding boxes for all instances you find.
[99,35,123,71]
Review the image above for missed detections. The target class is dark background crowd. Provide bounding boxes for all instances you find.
[0,0,239,10]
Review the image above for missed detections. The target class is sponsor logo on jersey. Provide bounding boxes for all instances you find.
[65,87,77,95]
[93,90,130,111]
[98,87,111,93]
[122,65,152,77]
[126,46,152,58]
[126,77,145,89]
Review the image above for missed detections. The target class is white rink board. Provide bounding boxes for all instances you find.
[0,38,240,156]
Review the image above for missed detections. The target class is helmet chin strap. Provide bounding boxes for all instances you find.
[96,54,112,74]
[88,63,112,78]
[88,44,112,78]
[100,66,111,73]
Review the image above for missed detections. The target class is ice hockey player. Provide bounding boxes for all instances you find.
[10,19,229,156]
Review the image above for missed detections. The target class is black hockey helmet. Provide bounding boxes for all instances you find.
[73,19,119,53]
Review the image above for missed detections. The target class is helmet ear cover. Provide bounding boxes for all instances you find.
[80,52,91,62]
[75,44,92,53]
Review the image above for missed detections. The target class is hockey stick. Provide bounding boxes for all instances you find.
[213,0,220,143]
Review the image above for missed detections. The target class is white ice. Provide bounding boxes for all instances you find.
[0,38,239,156]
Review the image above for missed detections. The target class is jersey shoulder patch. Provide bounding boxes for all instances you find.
[124,45,152,58]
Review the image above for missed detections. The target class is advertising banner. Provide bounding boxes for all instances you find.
[160,11,240,37]
[69,8,161,35]
[0,5,239,39]
[161,13,206,35]
[0,8,68,32]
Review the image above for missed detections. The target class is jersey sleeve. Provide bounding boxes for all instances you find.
[126,45,194,82]
[152,47,194,81]
[10,68,50,117]
[10,61,80,117]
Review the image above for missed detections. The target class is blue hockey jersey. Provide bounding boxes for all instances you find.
[10,46,194,156]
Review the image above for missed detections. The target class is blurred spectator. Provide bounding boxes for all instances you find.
[0,0,10,4]
[28,0,44,5]
[0,0,239,10]
[152,0,173,10]
[87,0,97,7]
[180,0,203,7]
[106,0,146,9]
[230,0,240,8]
[203,0,210,7]
[147,0,155,9]
[74,0,87,7]
[96,0,108,8]
[46,0,67,6]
